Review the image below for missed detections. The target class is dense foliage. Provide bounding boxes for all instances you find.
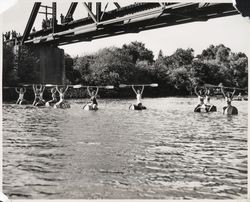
[64,42,248,97]
[3,44,38,86]
[3,44,17,86]
[3,41,248,99]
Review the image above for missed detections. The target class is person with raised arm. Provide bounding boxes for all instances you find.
[194,86,207,112]
[133,85,144,104]
[221,87,238,115]
[45,87,57,107]
[129,85,146,110]
[54,85,70,109]
[204,87,217,112]
[33,84,45,106]
[15,87,26,105]
[236,92,243,101]
[83,87,99,110]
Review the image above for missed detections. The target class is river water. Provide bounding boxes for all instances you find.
[2,97,248,199]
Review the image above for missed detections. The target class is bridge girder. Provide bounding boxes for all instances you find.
[65,2,78,20]
[21,2,41,44]
[22,2,239,46]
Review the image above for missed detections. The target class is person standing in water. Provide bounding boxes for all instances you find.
[194,86,207,112]
[45,87,57,107]
[54,85,70,108]
[86,87,99,109]
[33,84,45,106]
[129,85,146,110]
[204,87,217,112]
[221,87,238,115]
[132,85,144,105]
[15,87,26,105]
[236,92,243,101]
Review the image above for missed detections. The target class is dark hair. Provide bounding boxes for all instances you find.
[226,92,232,98]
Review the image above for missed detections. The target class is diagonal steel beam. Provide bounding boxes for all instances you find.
[65,2,78,19]
[114,2,121,9]
[87,2,92,17]
[21,2,41,44]
[100,3,109,21]
[82,2,97,24]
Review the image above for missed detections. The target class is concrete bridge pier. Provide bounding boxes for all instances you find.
[32,45,65,85]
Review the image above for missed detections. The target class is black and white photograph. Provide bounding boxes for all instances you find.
[1,0,249,200]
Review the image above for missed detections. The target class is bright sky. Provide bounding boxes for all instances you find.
[1,0,250,58]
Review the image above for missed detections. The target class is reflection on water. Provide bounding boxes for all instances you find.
[3,97,247,199]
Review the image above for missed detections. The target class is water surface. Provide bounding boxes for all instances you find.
[3,97,248,199]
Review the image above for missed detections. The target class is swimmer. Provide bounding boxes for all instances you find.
[221,87,238,115]
[15,87,26,105]
[194,86,207,112]
[32,84,45,106]
[54,85,70,108]
[130,85,146,110]
[45,87,57,107]
[236,92,243,101]
[204,87,217,112]
[86,86,99,109]
[132,85,144,106]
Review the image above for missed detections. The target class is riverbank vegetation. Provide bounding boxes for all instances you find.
[64,42,248,97]
[3,41,248,100]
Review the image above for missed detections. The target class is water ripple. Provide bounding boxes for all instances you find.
[2,98,247,199]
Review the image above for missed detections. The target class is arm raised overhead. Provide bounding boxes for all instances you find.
[221,87,226,98]
[95,87,99,96]
[132,85,137,95]
[141,85,144,94]
[15,88,20,93]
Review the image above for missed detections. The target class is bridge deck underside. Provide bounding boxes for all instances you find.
[24,3,239,46]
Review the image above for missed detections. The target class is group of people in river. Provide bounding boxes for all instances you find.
[15,84,99,109]
[14,84,242,114]
[194,86,238,115]
[14,84,147,111]
[15,84,70,109]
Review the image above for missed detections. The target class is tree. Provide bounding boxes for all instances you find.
[172,48,194,66]
[215,44,231,63]
[198,45,216,60]
[168,66,192,92]
[3,44,18,86]
[122,41,154,64]
[195,44,248,88]
[229,52,248,88]
[65,54,82,84]
[157,49,164,59]
[73,55,94,84]
[17,45,39,84]
[190,59,222,85]
[89,47,135,85]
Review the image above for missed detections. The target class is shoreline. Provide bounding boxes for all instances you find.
[3,96,248,105]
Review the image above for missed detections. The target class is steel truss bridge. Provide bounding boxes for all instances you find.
[21,2,239,46]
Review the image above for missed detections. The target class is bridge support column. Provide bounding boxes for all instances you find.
[33,46,65,85]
